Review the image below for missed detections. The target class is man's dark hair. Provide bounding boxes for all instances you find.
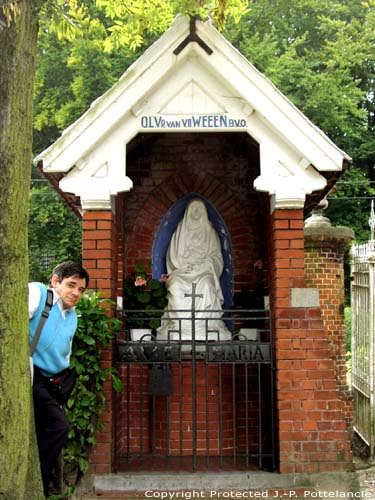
[50,261,89,288]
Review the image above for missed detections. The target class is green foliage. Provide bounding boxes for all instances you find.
[225,0,373,150]
[34,1,147,153]
[325,167,375,302]
[224,0,375,242]
[28,184,82,283]
[327,168,375,243]
[63,292,122,486]
[97,0,175,51]
[0,1,21,27]
[33,33,75,152]
[96,0,248,51]
[123,263,168,330]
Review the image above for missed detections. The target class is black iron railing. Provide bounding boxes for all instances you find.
[114,304,276,472]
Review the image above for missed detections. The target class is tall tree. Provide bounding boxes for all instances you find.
[0,1,44,499]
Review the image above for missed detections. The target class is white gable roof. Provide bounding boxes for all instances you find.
[34,15,351,211]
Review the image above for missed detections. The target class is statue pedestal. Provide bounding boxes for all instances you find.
[153,360,234,457]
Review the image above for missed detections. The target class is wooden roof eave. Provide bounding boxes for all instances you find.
[36,160,82,218]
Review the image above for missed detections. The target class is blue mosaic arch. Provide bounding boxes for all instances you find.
[152,193,233,309]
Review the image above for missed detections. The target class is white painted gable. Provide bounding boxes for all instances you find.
[34,15,351,211]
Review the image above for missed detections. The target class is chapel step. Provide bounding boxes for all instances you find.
[71,471,360,500]
[76,491,311,500]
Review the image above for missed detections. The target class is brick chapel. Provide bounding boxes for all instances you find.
[34,15,355,482]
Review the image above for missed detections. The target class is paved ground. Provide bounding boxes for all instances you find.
[355,461,375,497]
[69,460,375,500]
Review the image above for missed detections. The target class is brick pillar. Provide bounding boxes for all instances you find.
[304,206,355,429]
[82,209,118,473]
[82,210,117,297]
[270,208,353,474]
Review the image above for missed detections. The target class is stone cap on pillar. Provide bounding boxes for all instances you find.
[304,199,355,245]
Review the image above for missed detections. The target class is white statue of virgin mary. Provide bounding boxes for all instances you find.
[157,199,231,341]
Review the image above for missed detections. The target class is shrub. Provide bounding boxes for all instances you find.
[62,292,122,491]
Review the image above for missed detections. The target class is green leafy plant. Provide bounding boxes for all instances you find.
[28,184,82,283]
[123,262,168,330]
[62,292,122,491]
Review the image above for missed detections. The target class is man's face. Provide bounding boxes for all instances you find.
[50,274,87,309]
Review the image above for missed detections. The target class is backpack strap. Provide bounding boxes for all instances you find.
[29,288,54,356]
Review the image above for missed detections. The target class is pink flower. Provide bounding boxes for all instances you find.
[134,276,147,287]
[254,259,263,269]
[160,274,169,283]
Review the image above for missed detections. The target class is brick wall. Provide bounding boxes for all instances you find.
[153,363,234,456]
[270,209,353,473]
[304,229,354,429]
[115,364,152,460]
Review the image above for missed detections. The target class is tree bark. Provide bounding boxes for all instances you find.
[0,1,44,498]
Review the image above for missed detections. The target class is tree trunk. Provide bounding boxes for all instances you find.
[0,1,43,498]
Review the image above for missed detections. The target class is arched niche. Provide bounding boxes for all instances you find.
[152,193,233,309]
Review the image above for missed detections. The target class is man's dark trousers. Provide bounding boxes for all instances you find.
[33,367,69,496]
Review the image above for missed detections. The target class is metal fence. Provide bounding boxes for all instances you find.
[350,201,375,457]
[114,305,276,472]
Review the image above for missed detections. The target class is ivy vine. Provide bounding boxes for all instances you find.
[57,292,122,497]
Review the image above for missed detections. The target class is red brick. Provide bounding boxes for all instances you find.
[82,220,97,230]
[83,211,113,220]
[97,220,113,230]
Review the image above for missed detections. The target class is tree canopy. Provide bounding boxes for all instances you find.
[224,0,375,239]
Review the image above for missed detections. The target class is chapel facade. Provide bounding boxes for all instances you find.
[34,16,354,478]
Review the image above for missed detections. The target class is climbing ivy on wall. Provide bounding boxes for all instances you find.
[62,292,122,492]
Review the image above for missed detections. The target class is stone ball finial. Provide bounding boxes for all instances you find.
[304,198,332,229]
